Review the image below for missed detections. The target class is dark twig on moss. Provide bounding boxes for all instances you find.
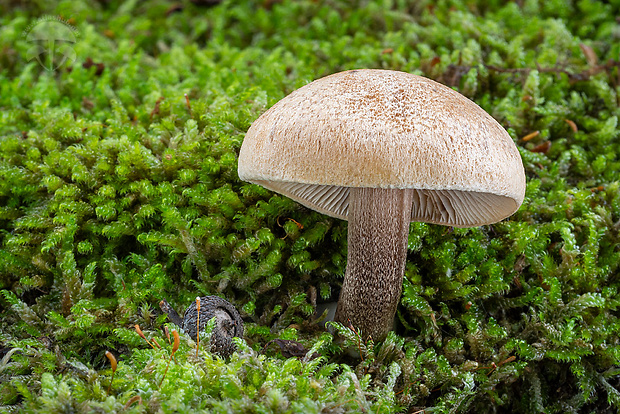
[486,59,620,83]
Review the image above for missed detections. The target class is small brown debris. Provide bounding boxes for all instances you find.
[190,0,223,6]
[499,355,516,366]
[105,351,117,372]
[105,350,117,394]
[124,396,143,409]
[521,130,540,142]
[514,254,528,275]
[172,330,180,354]
[82,57,105,76]
[165,3,184,16]
[564,119,578,132]
[163,325,171,344]
[150,97,165,120]
[82,96,94,110]
[135,324,157,350]
[530,141,551,154]
[262,0,282,9]
[440,63,470,87]
[513,274,523,289]
[579,43,598,67]
[263,339,320,360]
[185,93,193,117]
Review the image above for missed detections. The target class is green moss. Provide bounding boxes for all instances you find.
[1,0,620,412]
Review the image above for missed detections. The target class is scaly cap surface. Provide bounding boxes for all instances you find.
[238,69,526,227]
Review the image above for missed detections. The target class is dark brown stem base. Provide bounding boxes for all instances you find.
[334,187,413,341]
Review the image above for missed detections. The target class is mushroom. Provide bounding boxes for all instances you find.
[237,69,525,341]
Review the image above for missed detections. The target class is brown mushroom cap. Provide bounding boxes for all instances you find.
[238,69,525,227]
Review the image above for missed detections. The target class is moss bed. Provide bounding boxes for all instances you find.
[1,0,620,412]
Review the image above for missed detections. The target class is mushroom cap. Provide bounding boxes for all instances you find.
[238,69,526,227]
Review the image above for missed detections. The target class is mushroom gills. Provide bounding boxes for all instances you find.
[252,180,517,227]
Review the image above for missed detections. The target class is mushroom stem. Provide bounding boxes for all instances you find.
[334,187,414,341]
